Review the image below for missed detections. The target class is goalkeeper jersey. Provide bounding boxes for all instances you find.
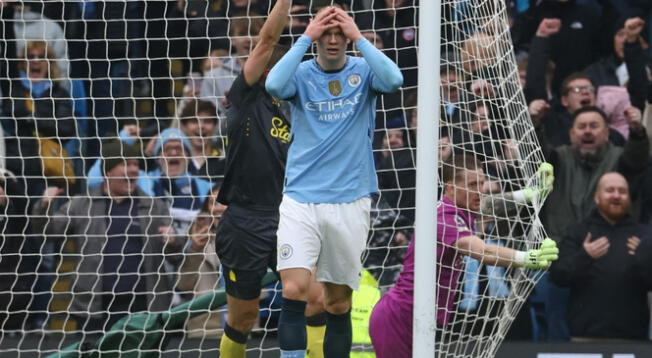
[266,35,403,203]
[385,197,476,326]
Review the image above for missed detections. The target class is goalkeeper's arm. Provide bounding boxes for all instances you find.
[481,162,554,217]
[455,236,559,270]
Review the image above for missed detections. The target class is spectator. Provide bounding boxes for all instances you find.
[3,39,75,228]
[377,127,416,223]
[13,3,70,91]
[87,129,213,235]
[0,170,29,332]
[583,17,650,111]
[363,193,412,288]
[178,100,226,181]
[143,128,214,236]
[550,172,651,341]
[529,73,631,147]
[536,106,649,341]
[177,185,227,339]
[511,0,603,91]
[30,141,181,332]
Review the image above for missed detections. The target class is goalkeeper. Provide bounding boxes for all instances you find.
[368,156,559,358]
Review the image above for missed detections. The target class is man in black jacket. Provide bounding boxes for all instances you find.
[550,172,650,340]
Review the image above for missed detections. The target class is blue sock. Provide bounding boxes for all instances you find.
[278,298,307,357]
[323,310,352,358]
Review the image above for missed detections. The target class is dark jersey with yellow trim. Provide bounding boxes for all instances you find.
[217,73,291,210]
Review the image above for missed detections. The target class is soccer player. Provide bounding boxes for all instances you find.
[213,0,294,357]
[265,6,403,358]
[368,156,559,358]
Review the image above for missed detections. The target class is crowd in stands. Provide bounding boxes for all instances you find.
[0,0,652,345]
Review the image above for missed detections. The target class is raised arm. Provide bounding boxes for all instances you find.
[333,8,402,93]
[265,35,309,99]
[266,7,338,99]
[243,0,291,86]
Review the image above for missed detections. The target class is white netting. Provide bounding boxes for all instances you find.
[0,1,547,357]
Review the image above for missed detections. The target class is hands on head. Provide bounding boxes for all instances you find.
[304,7,361,42]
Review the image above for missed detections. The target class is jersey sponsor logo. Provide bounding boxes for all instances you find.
[304,93,362,112]
[270,116,290,143]
[347,74,361,88]
[279,244,293,260]
[328,80,342,96]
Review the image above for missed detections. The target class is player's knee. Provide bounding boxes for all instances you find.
[282,280,310,301]
[324,296,351,315]
[230,308,259,333]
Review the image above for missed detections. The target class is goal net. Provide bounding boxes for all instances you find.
[0,1,548,357]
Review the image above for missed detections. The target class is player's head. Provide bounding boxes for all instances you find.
[315,6,349,66]
[179,100,218,150]
[442,155,485,212]
[594,172,630,223]
[569,106,609,156]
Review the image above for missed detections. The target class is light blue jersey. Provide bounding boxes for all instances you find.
[266,36,403,203]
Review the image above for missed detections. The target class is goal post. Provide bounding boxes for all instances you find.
[413,0,440,357]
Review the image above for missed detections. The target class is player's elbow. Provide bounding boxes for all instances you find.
[265,76,282,97]
[387,73,403,92]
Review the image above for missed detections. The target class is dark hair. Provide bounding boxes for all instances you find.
[571,106,608,126]
[441,154,480,185]
[229,12,264,37]
[179,100,217,124]
[560,72,593,96]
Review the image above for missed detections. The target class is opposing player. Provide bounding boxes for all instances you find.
[213,1,294,357]
[265,6,403,358]
[368,157,559,358]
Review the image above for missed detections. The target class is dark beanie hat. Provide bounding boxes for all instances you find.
[102,141,142,175]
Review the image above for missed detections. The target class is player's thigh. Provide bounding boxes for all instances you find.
[316,196,371,290]
[369,296,412,358]
[276,195,321,272]
[222,266,269,301]
[215,206,277,272]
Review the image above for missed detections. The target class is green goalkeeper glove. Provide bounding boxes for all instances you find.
[522,238,559,270]
[523,162,554,203]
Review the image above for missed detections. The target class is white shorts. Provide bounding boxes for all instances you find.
[276,194,371,290]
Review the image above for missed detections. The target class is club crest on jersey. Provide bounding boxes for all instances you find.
[279,244,293,260]
[455,215,469,232]
[328,80,342,96]
[347,74,361,88]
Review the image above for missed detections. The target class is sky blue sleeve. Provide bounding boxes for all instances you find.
[356,37,403,93]
[265,35,312,99]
